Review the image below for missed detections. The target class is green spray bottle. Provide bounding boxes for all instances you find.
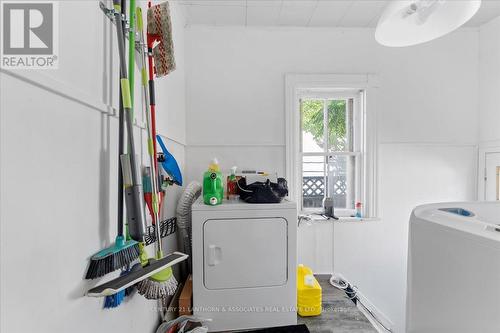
[203,158,224,205]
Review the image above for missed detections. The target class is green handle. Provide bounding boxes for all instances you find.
[136,7,143,31]
[120,79,132,109]
[138,242,149,266]
[128,0,136,109]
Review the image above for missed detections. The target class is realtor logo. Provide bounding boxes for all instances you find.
[1,2,58,69]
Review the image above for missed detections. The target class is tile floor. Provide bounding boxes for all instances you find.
[297,275,377,333]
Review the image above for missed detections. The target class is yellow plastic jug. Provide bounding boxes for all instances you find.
[297,264,322,317]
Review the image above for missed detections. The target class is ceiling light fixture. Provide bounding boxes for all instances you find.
[375,0,481,47]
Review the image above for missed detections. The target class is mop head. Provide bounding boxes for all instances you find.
[85,236,140,279]
[147,1,176,77]
[136,265,178,299]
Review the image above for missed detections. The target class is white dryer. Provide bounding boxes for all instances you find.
[191,199,297,332]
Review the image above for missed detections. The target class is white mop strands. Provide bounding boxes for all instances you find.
[136,275,178,299]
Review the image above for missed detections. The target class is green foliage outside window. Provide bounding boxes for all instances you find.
[301,99,347,151]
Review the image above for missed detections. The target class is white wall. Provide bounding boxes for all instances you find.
[184,26,479,332]
[0,1,187,332]
[477,16,500,200]
[479,16,500,146]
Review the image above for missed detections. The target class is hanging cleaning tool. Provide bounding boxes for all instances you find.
[156,135,182,186]
[85,0,140,282]
[88,164,187,299]
[103,268,130,308]
[113,0,146,242]
[84,204,140,280]
[88,1,188,299]
[143,167,163,221]
[145,0,176,189]
[134,6,179,300]
[297,264,322,317]
[147,1,176,77]
[203,158,224,206]
[103,0,136,309]
[87,252,188,297]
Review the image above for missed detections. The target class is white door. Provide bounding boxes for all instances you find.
[203,218,287,290]
[485,152,500,201]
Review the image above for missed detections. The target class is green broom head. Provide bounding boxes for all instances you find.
[85,235,140,279]
[136,250,178,299]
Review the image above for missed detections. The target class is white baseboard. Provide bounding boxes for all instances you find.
[355,290,394,333]
[331,273,394,333]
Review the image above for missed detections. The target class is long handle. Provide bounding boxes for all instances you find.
[117,0,126,238]
[136,6,162,256]
[128,0,135,110]
[146,1,159,193]
[113,0,146,241]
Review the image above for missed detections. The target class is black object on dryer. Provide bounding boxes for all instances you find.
[237,177,288,203]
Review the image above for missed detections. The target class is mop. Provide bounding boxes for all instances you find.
[147,1,175,77]
[145,0,176,186]
[134,6,179,300]
[85,0,139,282]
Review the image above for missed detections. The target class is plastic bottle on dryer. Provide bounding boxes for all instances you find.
[203,158,224,206]
[226,166,239,201]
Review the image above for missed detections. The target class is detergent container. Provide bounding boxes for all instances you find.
[203,158,224,206]
[297,264,322,317]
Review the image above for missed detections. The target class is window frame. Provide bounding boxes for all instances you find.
[300,95,361,215]
[285,74,379,217]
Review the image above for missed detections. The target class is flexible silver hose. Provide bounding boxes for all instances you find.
[176,181,202,277]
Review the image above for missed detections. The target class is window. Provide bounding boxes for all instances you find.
[300,94,362,215]
[285,74,378,217]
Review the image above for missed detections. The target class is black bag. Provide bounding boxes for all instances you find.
[237,177,288,203]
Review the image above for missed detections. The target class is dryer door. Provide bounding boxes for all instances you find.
[203,217,287,290]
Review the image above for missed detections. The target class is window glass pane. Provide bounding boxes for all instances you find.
[327,155,356,209]
[327,99,352,152]
[302,155,325,209]
[301,99,325,153]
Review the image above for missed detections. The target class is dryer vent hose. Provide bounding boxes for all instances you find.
[176,181,202,278]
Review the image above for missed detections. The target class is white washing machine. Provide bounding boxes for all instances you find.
[191,199,297,332]
[407,202,500,333]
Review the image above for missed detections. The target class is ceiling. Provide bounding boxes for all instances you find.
[176,0,500,27]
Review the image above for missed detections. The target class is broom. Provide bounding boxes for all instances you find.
[85,0,139,281]
[134,5,178,300]
[102,0,138,308]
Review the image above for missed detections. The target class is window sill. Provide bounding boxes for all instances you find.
[335,216,380,223]
[298,214,380,225]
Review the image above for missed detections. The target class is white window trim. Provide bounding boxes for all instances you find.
[285,74,379,217]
